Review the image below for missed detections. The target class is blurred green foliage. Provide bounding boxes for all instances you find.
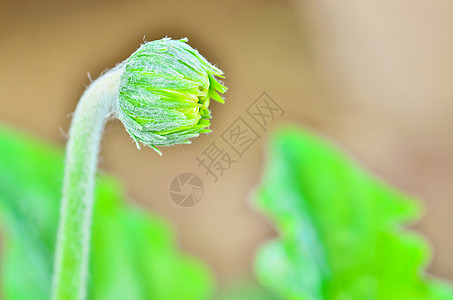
[0,125,213,300]
[0,124,452,300]
[254,127,453,300]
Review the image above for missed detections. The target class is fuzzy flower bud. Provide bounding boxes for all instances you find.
[117,37,226,154]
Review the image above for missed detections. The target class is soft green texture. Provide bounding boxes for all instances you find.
[254,127,453,300]
[118,37,227,153]
[215,281,279,300]
[52,68,121,300]
[0,125,213,300]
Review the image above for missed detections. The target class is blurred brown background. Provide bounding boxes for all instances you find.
[1,0,452,289]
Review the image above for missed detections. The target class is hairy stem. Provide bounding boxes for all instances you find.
[52,65,123,300]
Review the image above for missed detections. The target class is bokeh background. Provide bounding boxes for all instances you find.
[1,0,452,289]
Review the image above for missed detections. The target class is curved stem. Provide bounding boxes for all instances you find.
[52,65,123,300]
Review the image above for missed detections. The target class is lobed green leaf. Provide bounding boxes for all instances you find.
[254,127,453,300]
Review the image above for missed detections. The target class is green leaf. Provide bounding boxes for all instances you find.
[0,125,213,300]
[214,280,280,300]
[254,127,453,300]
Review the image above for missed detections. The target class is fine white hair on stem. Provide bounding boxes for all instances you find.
[51,64,124,300]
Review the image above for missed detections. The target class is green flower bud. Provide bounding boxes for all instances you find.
[117,37,227,154]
